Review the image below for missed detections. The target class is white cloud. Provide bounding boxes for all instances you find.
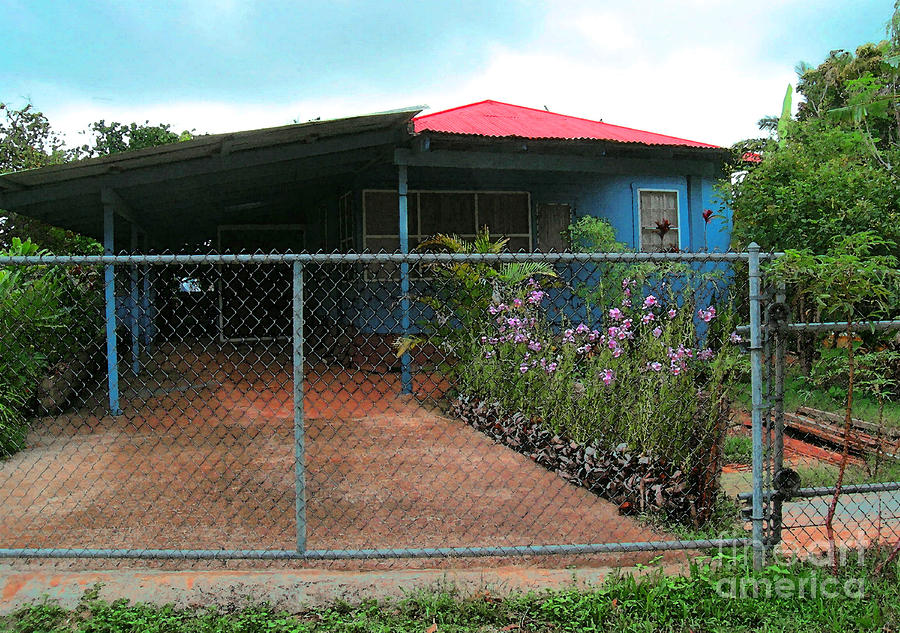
[39,1,803,148]
[563,11,638,53]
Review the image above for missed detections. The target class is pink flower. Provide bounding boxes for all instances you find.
[609,307,623,321]
[575,323,589,334]
[601,368,615,385]
[652,327,663,338]
[643,295,658,308]
[528,340,542,352]
[698,348,714,361]
[608,338,618,350]
[563,329,575,343]
[527,290,545,304]
[519,364,529,374]
[612,347,624,358]
[484,350,494,359]
[670,364,682,376]
[698,306,717,323]
[648,361,663,372]
[641,313,655,325]
[729,332,743,344]
[546,362,558,373]
[667,308,677,319]
[621,298,632,308]
[513,298,523,308]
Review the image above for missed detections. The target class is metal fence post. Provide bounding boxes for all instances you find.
[103,205,122,416]
[398,164,413,395]
[748,242,766,569]
[292,261,307,553]
[770,282,786,547]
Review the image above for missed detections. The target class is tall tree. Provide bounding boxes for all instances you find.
[725,3,900,255]
[0,103,67,173]
[73,120,193,159]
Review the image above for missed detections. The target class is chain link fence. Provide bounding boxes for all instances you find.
[747,251,900,565]
[0,249,897,568]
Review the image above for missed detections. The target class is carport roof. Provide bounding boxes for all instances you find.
[0,107,421,247]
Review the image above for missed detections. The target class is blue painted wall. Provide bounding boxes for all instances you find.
[332,159,730,333]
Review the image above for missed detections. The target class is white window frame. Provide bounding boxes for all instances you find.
[637,188,680,253]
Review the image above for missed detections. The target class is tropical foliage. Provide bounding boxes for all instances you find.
[0,238,103,457]
[726,4,900,257]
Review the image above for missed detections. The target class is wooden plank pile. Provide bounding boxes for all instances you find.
[783,407,899,459]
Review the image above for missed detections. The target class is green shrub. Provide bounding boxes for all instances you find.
[455,276,741,471]
[723,435,753,464]
[0,238,102,457]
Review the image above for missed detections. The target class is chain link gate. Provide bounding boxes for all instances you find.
[0,249,799,567]
[738,249,900,566]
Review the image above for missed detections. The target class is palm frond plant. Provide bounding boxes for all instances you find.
[395,228,557,366]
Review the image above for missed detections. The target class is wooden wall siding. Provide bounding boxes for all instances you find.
[536,203,571,252]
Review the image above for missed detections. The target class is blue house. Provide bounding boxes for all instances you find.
[0,100,732,401]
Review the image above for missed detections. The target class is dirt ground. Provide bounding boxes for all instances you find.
[0,343,681,571]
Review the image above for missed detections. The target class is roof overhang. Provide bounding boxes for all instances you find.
[0,108,421,247]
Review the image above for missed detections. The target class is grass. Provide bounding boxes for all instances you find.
[793,456,900,488]
[639,495,747,541]
[724,435,753,465]
[4,554,900,632]
[733,374,900,429]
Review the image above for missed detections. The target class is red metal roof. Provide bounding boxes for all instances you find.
[413,100,720,149]
[741,151,763,163]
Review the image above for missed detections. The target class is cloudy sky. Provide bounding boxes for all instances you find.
[1,0,893,148]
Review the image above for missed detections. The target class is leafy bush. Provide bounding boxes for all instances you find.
[566,216,651,310]
[0,238,102,457]
[723,435,753,465]
[455,276,741,468]
[396,228,557,360]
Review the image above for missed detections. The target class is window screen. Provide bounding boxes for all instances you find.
[639,190,679,252]
[362,190,531,249]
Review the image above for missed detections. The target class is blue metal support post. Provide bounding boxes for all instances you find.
[292,261,307,553]
[103,205,122,415]
[130,224,140,374]
[398,163,412,394]
[748,243,765,569]
[141,233,151,346]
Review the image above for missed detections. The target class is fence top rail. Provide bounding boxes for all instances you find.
[735,319,900,334]
[0,251,782,266]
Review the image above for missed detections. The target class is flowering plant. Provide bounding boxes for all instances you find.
[457,276,742,476]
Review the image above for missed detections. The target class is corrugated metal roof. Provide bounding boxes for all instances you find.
[413,100,720,149]
[0,107,422,190]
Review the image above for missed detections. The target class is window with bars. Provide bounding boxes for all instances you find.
[638,190,679,252]
[361,189,532,280]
